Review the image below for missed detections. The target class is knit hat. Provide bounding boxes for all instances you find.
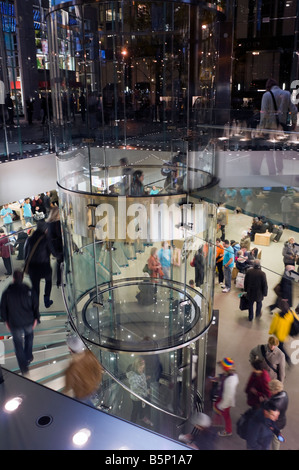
[190,412,212,428]
[220,357,234,371]
[67,335,85,353]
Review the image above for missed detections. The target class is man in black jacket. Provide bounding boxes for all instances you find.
[244,259,268,321]
[246,401,280,450]
[0,270,40,375]
[268,379,288,450]
[24,220,54,308]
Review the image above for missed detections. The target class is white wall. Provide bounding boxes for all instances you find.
[0,153,57,206]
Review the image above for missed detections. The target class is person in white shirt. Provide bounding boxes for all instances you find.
[212,357,239,437]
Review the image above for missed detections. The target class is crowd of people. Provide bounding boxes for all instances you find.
[0,202,63,377]
[0,191,59,275]
[1,187,299,449]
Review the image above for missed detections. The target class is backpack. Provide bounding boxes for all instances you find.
[236,408,254,440]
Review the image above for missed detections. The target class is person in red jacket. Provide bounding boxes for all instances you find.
[0,228,13,275]
[147,247,163,280]
[245,359,271,409]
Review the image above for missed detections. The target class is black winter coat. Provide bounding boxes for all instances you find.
[244,266,268,302]
[24,228,53,267]
[47,220,63,259]
[268,390,288,430]
[193,249,205,287]
[0,282,40,327]
[280,274,293,308]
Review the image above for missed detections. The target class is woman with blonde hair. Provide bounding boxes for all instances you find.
[126,357,153,426]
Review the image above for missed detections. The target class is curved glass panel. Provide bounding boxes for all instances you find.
[48,0,221,432]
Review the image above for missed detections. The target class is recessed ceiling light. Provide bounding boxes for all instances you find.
[4,396,23,412]
[72,428,91,447]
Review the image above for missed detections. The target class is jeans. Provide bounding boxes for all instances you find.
[4,222,13,233]
[10,324,34,374]
[224,266,232,289]
[248,300,262,321]
[29,263,52,302]
[2,257,12,275]
[216,261,224,283]
[161,266,171,279]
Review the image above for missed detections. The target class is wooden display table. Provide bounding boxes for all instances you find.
[254,232,271,246]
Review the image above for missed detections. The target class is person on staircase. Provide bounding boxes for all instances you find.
[0,269,40,376]
[24,220,55,308]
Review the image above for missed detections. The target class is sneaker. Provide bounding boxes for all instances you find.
[222,288,230,293]
[219,282,225,287]
[218,430,232,437]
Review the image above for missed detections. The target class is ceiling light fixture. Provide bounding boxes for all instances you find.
[4,396,23,412]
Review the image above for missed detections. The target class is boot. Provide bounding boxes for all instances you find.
[44,295,53,308]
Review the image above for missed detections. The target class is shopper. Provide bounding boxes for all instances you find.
[147,247,163,279]
[268,379,288,450]
[244,259,268,321]
[178,412,218,450]
[259,78,297,175]
[21,198,33,225]
[245,401,280,450]
[131,170,145,196]
[244,359,271,409]
[158,241,172,279]
[268,299,297,365]
[222,240,234,293]
[213,357,239,437]
[24,220,55,308]
[216,204,228,241]
[0,228,13,275]
[64,335,103,406]
[0,204,14,233]
[249,336,285,383]
[0,270,40,375]
[46,206,64,287]
[215,238,224,286]
[282,237,297,267]
[269,265,294,312]
[126,357,153,427]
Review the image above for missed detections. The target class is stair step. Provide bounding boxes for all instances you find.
[28,358,70,383]
[4,345,69,370]
[42,374,67,392]
[3,332,67,354]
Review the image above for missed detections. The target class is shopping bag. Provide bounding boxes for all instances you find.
[235,272,245,289]
[239,293,249,311]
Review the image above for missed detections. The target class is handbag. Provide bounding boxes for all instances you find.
[143,263,151,275]
[273,282,281,297]
[239,292,249,311]
[23,234,45,275]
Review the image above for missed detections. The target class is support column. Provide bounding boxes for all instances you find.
[14,0,41,121]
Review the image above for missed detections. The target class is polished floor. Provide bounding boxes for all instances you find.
[212,210,299,450]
